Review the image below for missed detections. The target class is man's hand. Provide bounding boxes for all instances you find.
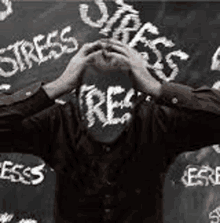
[43,40,104,99]
[101,38,162,98]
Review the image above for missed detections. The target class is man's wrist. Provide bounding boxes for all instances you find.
[42,79,73,100]
[135,68,162,99]
[150,81,162,99]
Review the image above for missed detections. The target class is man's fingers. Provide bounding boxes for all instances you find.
[105,51,130,64]
[86,49,103,63]
[109,38,138,55]
[83,40,104,56]
[85,44,103,56]
[108,38,125,47]
[106,44,129,58]
[100,38,123,48]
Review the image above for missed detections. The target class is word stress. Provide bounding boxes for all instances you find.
[181,165,220,187]
[80,84,135,127]
[0,161,45,185]
[0,213,37,223]
[209,206,220,223]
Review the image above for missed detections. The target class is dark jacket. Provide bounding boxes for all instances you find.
[2,81,220,223]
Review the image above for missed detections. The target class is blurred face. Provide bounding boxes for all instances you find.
[78,64,135,143]
[79,83,135,128]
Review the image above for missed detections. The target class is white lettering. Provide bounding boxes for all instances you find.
[0,84,10,90]
[1,161,12,180]
[112,13,141,44]
[197,166,209,186]
[0,0,12,21]
[80,85,135,127]
[20,41,40,69]
[10,164,24,183]
[216,167,220,185]
[211,46,220,71]
[33,34,49,65]
[188,167,200,186]
[213,144,220,153]
[86,87,107,128]
[181,165,220,187]
[145,37,174,71]
[0,213,13,223]
[0,3,189,84]
[60,26,78,54]
[163,50,189,82]
[100,0,138,36]
[212,81,220,90]
[123,88,135,108]
[106,86,125,125]
[0,48,18,77]
[79,84,96,110]
[129,22,159,48]
[210,206,220,223]
[30,164,45,185]
[0,213,38,223]
[0,160,46,185]
[19,220,37,223]
[47,30,64,60]
[79,0,109,28]
[22,167,31,185]
[128,23,190,82]
[7,41,26,72]
[105,86,133,126]
[208,165,216,185]
[145,95,151,101]
[114,0,138,14]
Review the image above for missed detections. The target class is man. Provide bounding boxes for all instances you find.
[2,38,220,223]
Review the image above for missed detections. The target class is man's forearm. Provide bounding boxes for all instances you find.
[141,78,162,99]
[135,67,162,99]
[42,78,73,100]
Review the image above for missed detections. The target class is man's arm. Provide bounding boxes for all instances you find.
[0,82,55,121]
[153,82,220,151]
[103,39,220,148]
[0,82,55,154]
[0,39,106,122]
[0,39,106,120]
[0,40,106,155]
[156,81,220,115]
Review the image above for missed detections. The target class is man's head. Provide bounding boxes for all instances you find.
[77,49,137,144]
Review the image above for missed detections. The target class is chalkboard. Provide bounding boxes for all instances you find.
[0,153,56,223]
[1,0,220,99]
[164,144,220,223]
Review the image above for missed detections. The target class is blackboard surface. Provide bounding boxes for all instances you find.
[1,0,220,99]
[0,153,56,223]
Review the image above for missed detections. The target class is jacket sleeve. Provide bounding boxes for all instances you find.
[154,82,220,150]
[20,100,78,162]
[0,82,55,152]
[18,102,63,161]
[157,82,220,114]
[0,82,55,120]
